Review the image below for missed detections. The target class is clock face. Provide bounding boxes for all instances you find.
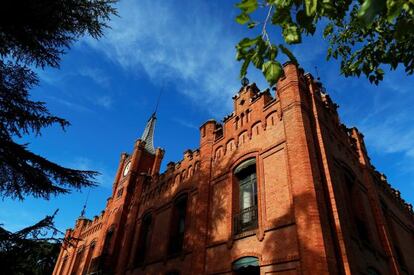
[123,161,131,176]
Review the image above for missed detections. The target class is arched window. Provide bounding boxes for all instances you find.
[71,246,85,275]
[135,213,152,264]
[82,241,96,275]
[232,256,260,275]
[168,195,188,254]
[102,228,114,255]
[233,159,258,234]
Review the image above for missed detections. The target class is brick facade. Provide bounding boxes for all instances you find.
[53,63,414,275]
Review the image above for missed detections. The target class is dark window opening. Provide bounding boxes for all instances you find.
[117,187,123,198]
[234,160,258,235]
[355,217,369,242]
[135,214,152,264]
[367,267,381,275]
[103,229,113,255]
[394,245,407,269]
[168,195,188,255]
[71,248,84,275]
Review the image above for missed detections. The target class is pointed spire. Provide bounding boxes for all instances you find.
[79,189,90,218]
[141,112,156,154]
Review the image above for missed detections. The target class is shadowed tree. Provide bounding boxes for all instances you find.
[0,0,117,269]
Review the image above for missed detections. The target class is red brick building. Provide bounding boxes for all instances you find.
[53,63,414,275]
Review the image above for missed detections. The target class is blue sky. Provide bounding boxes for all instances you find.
[1,0,413,234]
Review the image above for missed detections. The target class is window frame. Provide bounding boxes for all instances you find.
[233,158,259,235]
[168,194,188,255]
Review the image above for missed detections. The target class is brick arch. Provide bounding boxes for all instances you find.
[226,139,235,152]
[214,146,224,160]
[231,252,262,264]
[171,188,191,203]
[230,151,259,173]
[138,207,156,220]
[238,130,248,146]
[251,121,262,137]
[265,111,278,127]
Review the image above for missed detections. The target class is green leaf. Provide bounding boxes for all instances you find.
[268,44,278,60]
[237,37,259,49]
[262,61,283,86]
[272,8,291,25]
[240,58,251,78]
[236,0,258,14]
[248,21,258,29]
[252,52,264,68]
[358,0,386,26]
[279,44,298,64]
[323,23,334,38]
[236,13,250,24]
[271,0,293,8]
[305,0,317,16]
[296,9,314,34]
[282,24,301,44]
[386,0,403,22]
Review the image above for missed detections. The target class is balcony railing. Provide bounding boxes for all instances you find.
[233,205,258,235]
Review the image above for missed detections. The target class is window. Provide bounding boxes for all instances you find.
[394,245,407,269]
[367,267,381,275]
[82,241,96,275]
[233,159,258,234]
[135,214,152,264]
[71,247,84,275]
[116,187,123,198]
[232,257,260,275]
[168,195,188,254]
[103,229,114,254]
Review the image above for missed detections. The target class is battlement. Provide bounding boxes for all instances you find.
[140,148,201,206]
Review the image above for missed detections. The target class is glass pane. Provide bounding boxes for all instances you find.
[240,183,253,210]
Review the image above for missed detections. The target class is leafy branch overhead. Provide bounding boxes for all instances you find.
[235,0,414,86]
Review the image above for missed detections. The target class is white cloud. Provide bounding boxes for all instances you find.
[171,117,198,130]
[78,67,111,88]
[81,0,256,117]
[95,95,113,109]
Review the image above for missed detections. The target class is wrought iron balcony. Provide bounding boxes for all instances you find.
[233,205,258,235]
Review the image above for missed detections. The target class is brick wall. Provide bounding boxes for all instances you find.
[53,63,414,275]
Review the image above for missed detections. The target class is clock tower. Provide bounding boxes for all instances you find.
[89,112,164,273]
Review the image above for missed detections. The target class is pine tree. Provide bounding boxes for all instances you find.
[0,0,117,199]
[0,0,117,267]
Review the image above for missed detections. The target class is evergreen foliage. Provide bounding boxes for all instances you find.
[0,0,117,271]
[0,0,117,200]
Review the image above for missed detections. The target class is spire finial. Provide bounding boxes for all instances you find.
[80,189,90,217]
[314,66,321,80]
[153,86,164,115]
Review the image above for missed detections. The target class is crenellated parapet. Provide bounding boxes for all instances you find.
[139,148,201,208]
[373,170,414,219]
